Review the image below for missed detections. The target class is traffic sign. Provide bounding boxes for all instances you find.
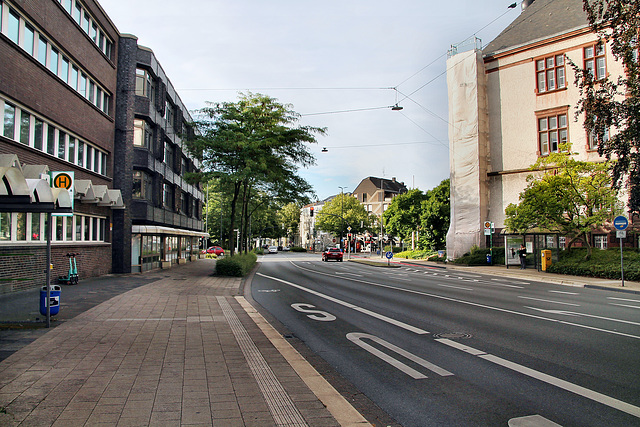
[613,216,628,231]
[617,230,627,239]
[385,251,393,259]
[50,171,74,216]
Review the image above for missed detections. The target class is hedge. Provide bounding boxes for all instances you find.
[290,246,307,252]
[547,248,640,281]
[452,246,506,266]
[215,252,257,277]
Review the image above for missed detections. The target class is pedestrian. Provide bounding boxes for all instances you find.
[518,244,527,269]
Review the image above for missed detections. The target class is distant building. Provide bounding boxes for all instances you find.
[446,0,630,258]
[352,177,408,217]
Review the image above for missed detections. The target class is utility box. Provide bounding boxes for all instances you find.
[541,250,552,271]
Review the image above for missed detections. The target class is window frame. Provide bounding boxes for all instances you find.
[535,53,566,94]
[584,43,607,81]
[536,108,569,156]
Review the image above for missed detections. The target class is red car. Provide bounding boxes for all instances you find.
[322,248,343,262]
[202,246,224,256]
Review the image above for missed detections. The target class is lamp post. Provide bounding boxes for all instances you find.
[338,186,345,251]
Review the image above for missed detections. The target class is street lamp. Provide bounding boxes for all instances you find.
[338,186,345,251]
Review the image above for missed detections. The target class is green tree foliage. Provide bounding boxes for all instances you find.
[505,147,622,258]
[572,0,640,213]
[419,179,450,250]
[186,93,325,254]
[314,193,372,238]
[277,202,302,244]
[383,189,426,243]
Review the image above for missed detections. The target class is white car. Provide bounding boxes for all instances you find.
[268,246,278,254]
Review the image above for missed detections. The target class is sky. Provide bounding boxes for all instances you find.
[98,0,522,201]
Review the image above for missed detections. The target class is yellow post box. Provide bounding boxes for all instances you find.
[541,249,552,271]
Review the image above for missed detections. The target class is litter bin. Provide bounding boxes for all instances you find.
[486,254,492,264]
[40,285,61,316]
[541,249,552,271]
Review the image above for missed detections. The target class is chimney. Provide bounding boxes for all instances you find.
[392,177,396,182]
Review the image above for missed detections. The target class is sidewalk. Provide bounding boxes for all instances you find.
[350,254,640,294]
[0,260,369,427]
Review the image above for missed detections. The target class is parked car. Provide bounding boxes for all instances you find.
[202,246,224,256]
[268,245,278,254]
[282,246,290,251]
[322,247,343,262]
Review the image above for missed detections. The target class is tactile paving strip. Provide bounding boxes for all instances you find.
[217,296,308,426]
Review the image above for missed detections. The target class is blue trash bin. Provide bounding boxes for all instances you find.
[486,254,492,264]
[40,285,61,316]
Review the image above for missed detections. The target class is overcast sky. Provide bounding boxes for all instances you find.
[99,0,521,201]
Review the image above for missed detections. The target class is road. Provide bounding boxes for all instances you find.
[250,252,640,426]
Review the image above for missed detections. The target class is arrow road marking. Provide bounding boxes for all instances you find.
[347,332,453,379]
[437,338,640,418]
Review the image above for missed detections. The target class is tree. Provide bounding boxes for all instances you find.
[504,146,622,259]
[314,193,372,241]
[572,0,640,213]
[419,179,450,250]
[278,202,302,245]
[383,189,426,245]
[186,93,325,255]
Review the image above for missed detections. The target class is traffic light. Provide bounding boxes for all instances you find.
[310,207,314,217]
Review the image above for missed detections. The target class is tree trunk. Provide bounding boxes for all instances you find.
[228,181,241,256]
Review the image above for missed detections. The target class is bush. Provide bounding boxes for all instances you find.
[395,249,437,259]
[290,246,307,252]
[254,248,264,255]
[215,252,257,277]
[452,247,505,266]
[547,248,640,281]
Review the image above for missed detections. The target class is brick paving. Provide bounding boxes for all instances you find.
[0,260,368,426]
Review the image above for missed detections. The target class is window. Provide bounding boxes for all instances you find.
[134,119,152,148]
[34,118,43,150]
[19,110,29,145]
[0,212,11,241]
[594,235,608,250]
[58,131,66,159]
[23,24,35,55]
[16,213,26,241]
[584,44,606,81]
[68,137,76,163]
[37,37,47,66]
[63,0,72,13]
[73,2,82,24]
[82,13,90,34]
[536,54,566,93]
[96,87,102,110]
[49,48,59,76]
[588,125,609,150]
[102,93,110,115]
[94,149,100,173]
[46,125,55,155]
[133,171,153,200]
[165,101,174,129]
[8,9,19,44]
[135,69,154,98]
[66,216,73,241]
[79,74,87,97]
[3,103,15,139]
[101,152,107,175]
[70,66,78,91]
[77,141,84,167]
[86,145,93,170]
[91,23,98,43]
[88,81,95,102]
[538,113,568,155]
[165,142,174,170]
[163,183,174,210]
[31,213,41,240]
[60,57,70,83]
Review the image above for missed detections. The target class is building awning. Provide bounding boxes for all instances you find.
[132,225,209,238]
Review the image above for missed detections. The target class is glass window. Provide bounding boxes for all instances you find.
[92,217,98,240]
[16,213,26,241]
[75,215,82,240]
[31,213,41,240]
[91,23,98,43]
[96,87,102,110]
[46,125,55,155]
[37,37,47,66]
[19,110,30,145]
[3,103,15,140]
[57,131,66,159]
[23,24,35,55]
[34,118,43,150]
[63,0,72,13]
[594,235,607,250]
[55,216,64,241]
[73,2,82,24]
[8,9,19,44]
[536,54,566,93]
[584,44,606,80]
[86,145,93,170]
[82,13,90,34]
[83,216,90,240]
[79,74,87,98]
[0,212,11,241]
[66,216,73,241]
[134,119,149,147]
[102,93,110,115]
[78,141,84,167]
[49,48,59,75]
[538,113,568,155]
[68,137,76,163]
[71,66,79,91]
[60,57,70,82]
[101,152,107,175]
[99,218,104,241]
[94,149,100,172]
[88,81,95,102]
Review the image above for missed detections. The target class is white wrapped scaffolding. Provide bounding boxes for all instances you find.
[445,48,489,259]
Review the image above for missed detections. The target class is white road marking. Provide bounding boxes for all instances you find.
[257,273,429,334]
[518,296,580,307]
[608,297,640,303]
[437,284,474,291]
[610,303,640,310]
[347,332,454,379]
[508,415,561,426]
[436,338,640,418]
[291,303,336,321]
[488,282,525,289]
[492,278,529,286]
[549,290,579,295]
[335,272,363,277]
[288,262,640,339]
[525,307,640,326]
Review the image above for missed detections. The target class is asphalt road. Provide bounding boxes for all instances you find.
[251,252,640,426]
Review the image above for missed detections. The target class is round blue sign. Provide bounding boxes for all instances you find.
[385,251,393,259]
[613,216,628,231]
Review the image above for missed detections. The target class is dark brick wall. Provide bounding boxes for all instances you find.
[0,244,111,294]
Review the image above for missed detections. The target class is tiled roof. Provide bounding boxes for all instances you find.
[365,177,407,193]
[483,0,589,57]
